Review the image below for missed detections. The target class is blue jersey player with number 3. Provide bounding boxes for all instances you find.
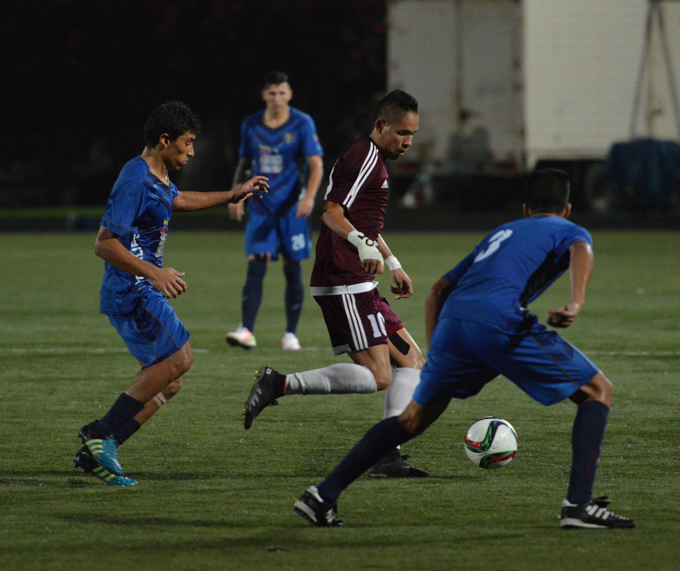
[293,168,635,530]
[226,72,324,351]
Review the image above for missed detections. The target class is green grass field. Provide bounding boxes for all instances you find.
[1,230,679,571]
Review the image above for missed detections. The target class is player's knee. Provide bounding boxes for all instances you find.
[172,344,194,377]
[373,369,392,391]
[165,377,182,398]
[575,372,612,406]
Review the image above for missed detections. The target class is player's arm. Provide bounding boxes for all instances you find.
[227,158,254,222]
[173,175,268,213]
[321,201,383,275]
[547,240,594,328]
[94,226,187,298]
[376,234,413,300]
[424,277,457,349]
[296,155,323,218]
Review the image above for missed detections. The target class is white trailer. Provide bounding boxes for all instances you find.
[387,0,680,174]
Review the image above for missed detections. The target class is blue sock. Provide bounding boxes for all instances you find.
[96,393,144,444]
[283,263,304,334]
[116,419,141,445]
[242,258,267,332]
[317,417,411,504]
[567,400,609,505]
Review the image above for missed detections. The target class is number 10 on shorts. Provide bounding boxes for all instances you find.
[367,313,387,338]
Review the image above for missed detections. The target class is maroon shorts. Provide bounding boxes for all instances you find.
[313,288,403,355]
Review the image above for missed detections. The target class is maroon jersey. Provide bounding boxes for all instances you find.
[311,139,389,289]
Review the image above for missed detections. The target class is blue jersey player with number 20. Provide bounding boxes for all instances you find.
[293,168,635,530]
[226,72,324,351]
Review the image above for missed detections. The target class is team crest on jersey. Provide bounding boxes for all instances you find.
[284,132,295,144]
[155,220,169,258]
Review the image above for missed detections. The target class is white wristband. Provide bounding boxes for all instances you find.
[384,255,401,271]
[347,230,382,263]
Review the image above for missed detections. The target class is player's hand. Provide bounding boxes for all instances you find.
[150,267,187,299]
[228,202,244,221]
[228,176,269,204]
[296,195,315,218]
[546,302,582,328]
[348,230,383,275]
[389,268,413,299]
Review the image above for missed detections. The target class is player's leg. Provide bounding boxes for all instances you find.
[226,254,269,349]
[243,290,391,428]
[243,351,383,430]
[278,212,312,350]
[294,399,449,526]
[227,211,277,349]
[78,295,191,479]
[368,327,429,476]
[488,325,634,528]
[561,371,632,528]
[281,260,303,350]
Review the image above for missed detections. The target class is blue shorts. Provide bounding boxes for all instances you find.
[414,318,599,407]
[107,288,190,368]
[245,207,312,262]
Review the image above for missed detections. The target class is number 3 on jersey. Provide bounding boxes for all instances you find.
[474,229,513,263]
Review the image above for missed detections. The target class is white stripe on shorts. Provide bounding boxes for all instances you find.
[342,293,368,351]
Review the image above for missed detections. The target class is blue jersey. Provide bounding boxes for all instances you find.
[441,216,592,334]
[239,107,323,216]
[99,156,178,316]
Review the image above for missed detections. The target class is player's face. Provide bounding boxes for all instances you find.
[378,112,419,160]
[262,82,293,113]
[163,132,196,171]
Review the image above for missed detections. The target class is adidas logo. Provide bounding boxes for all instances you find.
[381,180,389,189]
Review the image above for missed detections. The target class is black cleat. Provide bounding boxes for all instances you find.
[294,486,343,527]
[243,366,285,429]
[560,497,636,529]
[73,445,99,473]
[370,449,429,478]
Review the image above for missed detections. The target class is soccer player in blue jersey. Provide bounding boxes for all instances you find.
[73,101,268,486]
[226,72,324,351]
[293,168,635,529]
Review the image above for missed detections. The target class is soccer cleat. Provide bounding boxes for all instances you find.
[226,327,257,350]
[370,449,429,478]
[294,486,343,527]
[73,445,99,473]
[560,497,636,529]
[73,445,138,486]
[78,421,125,476]
[282,332,302,351]
[243,366,285,429]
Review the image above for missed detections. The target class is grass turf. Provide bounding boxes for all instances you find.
[1,230,679,570]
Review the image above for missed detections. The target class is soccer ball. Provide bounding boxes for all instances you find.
[464,417,518,469]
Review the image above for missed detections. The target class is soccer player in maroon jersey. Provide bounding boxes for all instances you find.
[243,90,428,477]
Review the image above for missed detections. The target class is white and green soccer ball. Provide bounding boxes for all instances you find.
[464,417,518,469]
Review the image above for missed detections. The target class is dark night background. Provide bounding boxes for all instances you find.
[1,0,387,208]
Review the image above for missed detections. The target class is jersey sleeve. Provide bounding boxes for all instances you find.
[100,180,144,237]
[238,120,252,160]
[442,250,477,286]
[555,225,593,259]
[300,116,324,158]
[325,143,375,205]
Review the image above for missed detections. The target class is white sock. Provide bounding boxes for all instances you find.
[285,363,378,395]
[383,367,421,419]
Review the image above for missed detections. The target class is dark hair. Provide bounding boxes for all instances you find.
[262,71,290,89]
[524,168,571,214]
[143,101,202,148]
[375,89,418,124]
